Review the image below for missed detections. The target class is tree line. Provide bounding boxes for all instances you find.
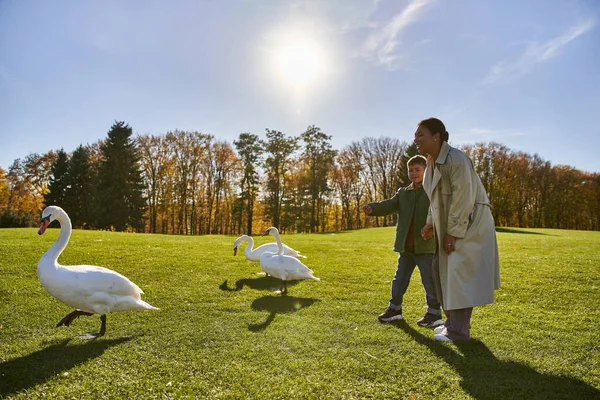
[1,121,598,233]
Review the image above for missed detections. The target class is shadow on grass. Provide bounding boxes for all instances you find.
[0,336,134,398]
[219,277,299,293]
[393,321,599,399]
[495,227,546,235]
[248,295,320,332]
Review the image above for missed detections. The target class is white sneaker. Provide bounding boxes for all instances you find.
[434,325,446,334]
[434,334,453,342]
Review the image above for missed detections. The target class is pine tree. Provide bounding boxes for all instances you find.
[399,142,420,186]
[44,149,70,209]
[97,121,146,231]
[65,145,95,228]
[234,133,263,235]
[300,126,337,233]
[263,129,299,229]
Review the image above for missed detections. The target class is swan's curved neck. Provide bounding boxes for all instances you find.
[43,214,72,266]
[272,231,284,255]
[242,236,255,256]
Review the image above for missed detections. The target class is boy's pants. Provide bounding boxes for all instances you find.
[388,252,441,316]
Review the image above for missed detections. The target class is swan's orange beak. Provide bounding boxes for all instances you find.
[38,219,49,235]
[233,247,238,256]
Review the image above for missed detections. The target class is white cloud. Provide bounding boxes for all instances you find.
[484,19,596,85]
[358,0,436,70]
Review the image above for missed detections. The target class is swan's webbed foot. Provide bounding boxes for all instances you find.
[56,310,94,327]
[280,281,288,296]
[79,332,102,340]
[79,315,106,340]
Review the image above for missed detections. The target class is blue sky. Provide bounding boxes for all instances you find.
[1,0,599,172]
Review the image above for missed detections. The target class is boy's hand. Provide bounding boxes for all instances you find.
[362,204,372,215]
[420,224,433,240]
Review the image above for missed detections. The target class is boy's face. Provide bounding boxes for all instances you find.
[408,164,425,184]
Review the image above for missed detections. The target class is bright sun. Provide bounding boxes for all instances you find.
[275,40,324,90]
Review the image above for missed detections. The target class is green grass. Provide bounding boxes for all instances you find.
[0,226,599,399]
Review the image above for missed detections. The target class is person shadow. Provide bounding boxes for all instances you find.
[393,321,599,399]
[219,276,299,293]
[248,295,319,332]
[0,336,134,398]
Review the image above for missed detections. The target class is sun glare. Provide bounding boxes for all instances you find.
[275,39,324,90]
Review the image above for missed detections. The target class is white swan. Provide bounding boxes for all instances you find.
[233,235,305,261]
[37,205,158,339]
[259,227,320,295]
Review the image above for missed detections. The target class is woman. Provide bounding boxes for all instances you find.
[415,117,500,342]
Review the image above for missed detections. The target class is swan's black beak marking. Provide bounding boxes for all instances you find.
[38,215,51,235]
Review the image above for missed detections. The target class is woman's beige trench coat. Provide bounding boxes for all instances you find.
[423,141,500,310]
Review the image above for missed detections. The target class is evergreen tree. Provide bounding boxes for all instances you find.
[44,149,70,209]
[263,129,299,229]
[399,142,420,186]
[97,121,146,231]
[65,145,95,228]
[234,133,263,235]
[300,126,337,232]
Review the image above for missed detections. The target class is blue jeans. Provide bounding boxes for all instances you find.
[389,252,441,315]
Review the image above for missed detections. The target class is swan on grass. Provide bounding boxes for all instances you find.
[259,227,319,295]
[37,206,158,339]
[233,235,305,261]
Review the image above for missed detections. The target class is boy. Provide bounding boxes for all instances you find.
[362,155,442,327]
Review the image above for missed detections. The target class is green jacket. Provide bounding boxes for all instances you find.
[368,183,435,254]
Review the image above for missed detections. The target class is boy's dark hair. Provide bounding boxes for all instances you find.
[407,155,427,168]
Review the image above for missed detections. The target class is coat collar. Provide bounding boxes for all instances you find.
[435,141,451,165]
[406,182,417,191]
[424,141,452,197]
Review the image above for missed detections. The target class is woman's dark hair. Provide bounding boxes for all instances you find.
[418,118,449,142]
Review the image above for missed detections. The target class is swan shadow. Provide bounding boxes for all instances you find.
[391,321,599,399]
[219,277,299,293]
[248,295,320,332]
[0,336,134,397]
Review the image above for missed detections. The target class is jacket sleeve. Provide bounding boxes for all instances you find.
[446,155,476,238]
[368,189,402,217]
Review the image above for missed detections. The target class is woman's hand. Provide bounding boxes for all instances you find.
[444,234,456,255]
[362,204,372,215]
[420,224,433,240]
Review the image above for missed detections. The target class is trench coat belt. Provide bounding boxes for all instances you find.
[475,201,492,209]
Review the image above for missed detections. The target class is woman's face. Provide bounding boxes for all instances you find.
[414,124,438,154]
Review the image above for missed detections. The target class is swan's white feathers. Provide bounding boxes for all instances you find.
[259,253,319,281]
[258,227,320,284]
[37,205,158,316]
[234,235,305,261]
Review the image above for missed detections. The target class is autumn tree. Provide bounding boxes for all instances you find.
[332,144,364,230]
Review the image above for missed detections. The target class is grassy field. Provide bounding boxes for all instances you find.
[0,226,599,399]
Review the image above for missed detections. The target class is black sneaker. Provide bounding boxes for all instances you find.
[378,307,403,323]
[417,312,444,327]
